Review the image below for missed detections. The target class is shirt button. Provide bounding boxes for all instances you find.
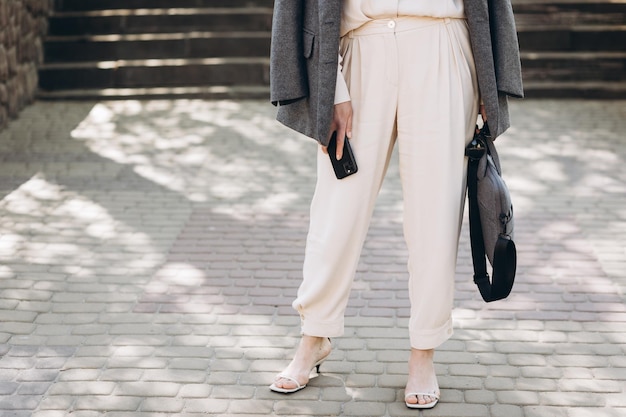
[388,20,396,29]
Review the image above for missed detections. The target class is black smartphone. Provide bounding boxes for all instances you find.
[327,131,358,180]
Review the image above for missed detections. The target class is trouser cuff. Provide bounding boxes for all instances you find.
[409,317,454,350]
[301,317,345,338]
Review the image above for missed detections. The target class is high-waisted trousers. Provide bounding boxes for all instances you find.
[293,16,479,350]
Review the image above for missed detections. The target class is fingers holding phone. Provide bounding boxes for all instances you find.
[328,132,358,180]
[323,101,353,159]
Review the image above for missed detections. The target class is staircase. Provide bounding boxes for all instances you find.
[513,0,626,98]
[38,0,626,99]
[38,0,274,99]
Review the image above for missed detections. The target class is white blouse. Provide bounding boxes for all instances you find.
[335,0,466,104]
[341,0,465,36]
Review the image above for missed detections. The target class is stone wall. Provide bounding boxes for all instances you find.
[0,0,51,129]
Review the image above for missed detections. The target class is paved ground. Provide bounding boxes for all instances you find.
[0,99,624,417]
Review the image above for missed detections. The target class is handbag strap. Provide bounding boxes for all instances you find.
[466,124,516,302]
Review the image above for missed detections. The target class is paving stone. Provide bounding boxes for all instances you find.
[605,393,626,408]
[16,369,58,382]
[414,402,490,417]
[0,382,19,395]
[224,398,280,415]
[0,394,42,410]
[114,382,181,397]
[73,396,142,411]
[342,401,387,416]
[140,397,185,413]
[344,373,377,388]
[465,389,497,404]
[568,408,626,417]
[523,406,569,417]
[274,399,341,416]
[449,364,490,377]
[17,382,52,395]
[558,378,623,393]
[184,398,230,413]
[541,392,607,407]
[490,404,524,417]
[48,381,116,396]
[497,390,541,405]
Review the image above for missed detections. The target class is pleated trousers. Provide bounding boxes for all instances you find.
[293,16,479,350]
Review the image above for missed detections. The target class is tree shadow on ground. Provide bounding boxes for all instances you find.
[0,99,624,416]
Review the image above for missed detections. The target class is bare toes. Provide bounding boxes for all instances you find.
[418,394,433,405]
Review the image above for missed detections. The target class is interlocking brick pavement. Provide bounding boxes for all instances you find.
[0,99,624,416]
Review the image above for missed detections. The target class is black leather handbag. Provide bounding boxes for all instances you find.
[465,123,517,302]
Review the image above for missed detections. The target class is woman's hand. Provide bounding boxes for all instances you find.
[323,101,353,159]
[479,103,487,124]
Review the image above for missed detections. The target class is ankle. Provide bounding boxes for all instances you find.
[295,336,331,359]
[410,348,434,360]
[301,335,325,344]
[301,335,330,350]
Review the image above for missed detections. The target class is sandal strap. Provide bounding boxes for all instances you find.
[275,374,303,389]
[405,392,440,400]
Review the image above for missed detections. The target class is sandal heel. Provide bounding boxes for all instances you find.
[314,338,331,373]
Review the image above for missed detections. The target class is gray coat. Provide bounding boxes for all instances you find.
[270,0,523,146]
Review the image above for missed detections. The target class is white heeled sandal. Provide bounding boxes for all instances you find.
[269,338,331,394]
[269,356,327,394]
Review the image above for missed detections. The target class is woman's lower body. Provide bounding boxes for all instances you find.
[272,16,479,407]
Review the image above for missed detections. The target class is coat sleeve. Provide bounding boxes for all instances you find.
[334,54,350,104]
[465,0,523,138]
[270,0,309,106]
[489,0,524,98]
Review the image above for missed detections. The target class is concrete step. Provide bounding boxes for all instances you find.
[517,25,626,51]
[44,32,270,62]
[513,0,626,26]
[513,1,626,97]
[54,0,274,11]
[38,57,270,90]
[36,85,270,100]
[45,26,622,64]
[522,81,626,98]
[47,8,273,36]
[41,3,274,99]
[521,51,626,82]
[39,0,626,99]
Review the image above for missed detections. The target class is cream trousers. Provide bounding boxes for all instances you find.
[293,16,479,350]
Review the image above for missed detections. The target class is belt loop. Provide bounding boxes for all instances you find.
[444,18,451,24]
[349,30,354,39]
